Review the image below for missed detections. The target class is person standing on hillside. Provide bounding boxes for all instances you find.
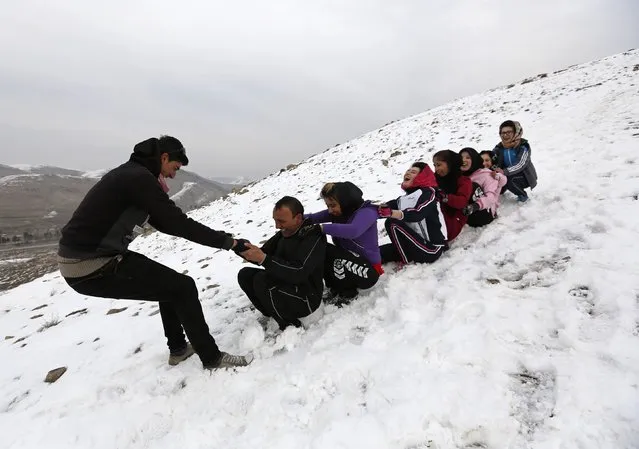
[57,135,253,370]
[492,120,538,202]
[237,196,326,331]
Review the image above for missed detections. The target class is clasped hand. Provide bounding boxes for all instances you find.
[239,243,266,264]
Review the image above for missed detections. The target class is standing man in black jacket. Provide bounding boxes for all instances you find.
[237,196,326,330]
[58,135,252,369]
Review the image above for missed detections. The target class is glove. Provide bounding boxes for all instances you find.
[434,188,448,203]
[232,238,251,253]
[378,207,392,218]
[462,202,480,216]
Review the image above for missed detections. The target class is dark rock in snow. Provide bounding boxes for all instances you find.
[44,367,67,383]
[106,307,128,315]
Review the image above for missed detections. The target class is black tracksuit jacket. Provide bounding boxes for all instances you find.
[259,221,327,301]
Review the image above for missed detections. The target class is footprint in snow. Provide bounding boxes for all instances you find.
[349,326,368,345]
[509,367,557,444]
[501,253,572,289]
[570,285,619,342]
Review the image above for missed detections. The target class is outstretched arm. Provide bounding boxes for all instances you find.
[134,173,234,250]
[304,210,332,224]
[321,208,378,239]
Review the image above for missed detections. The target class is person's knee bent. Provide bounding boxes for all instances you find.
[184,276,199,299]
[238,267,259,290]
[168,273,198,301]
[360,269,380,289]
[385,218,403,243]
[250,270,268,293]
[384,217,401,231]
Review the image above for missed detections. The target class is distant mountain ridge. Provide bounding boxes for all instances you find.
[209,175,252,186]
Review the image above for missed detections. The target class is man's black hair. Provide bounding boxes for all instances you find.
[275,196,304,217]
[158,135,189,166]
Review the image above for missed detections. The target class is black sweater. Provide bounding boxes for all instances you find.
[59,158,233,259]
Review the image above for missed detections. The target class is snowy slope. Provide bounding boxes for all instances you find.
[1,50,639,449]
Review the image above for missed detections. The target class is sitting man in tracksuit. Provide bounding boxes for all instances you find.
[237,196,327,330]
[378,162,448,265]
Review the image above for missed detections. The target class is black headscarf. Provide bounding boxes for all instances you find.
[433,150,462,194]
[459,147,483,176]
[327,181,365,223]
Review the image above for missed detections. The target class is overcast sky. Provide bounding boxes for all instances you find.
[1,1,637,180]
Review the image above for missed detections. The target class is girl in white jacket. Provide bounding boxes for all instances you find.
[459,147,507,227]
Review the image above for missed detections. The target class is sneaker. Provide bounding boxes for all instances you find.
[204,352,254,369]
[168,343,195,366]
[517,195,529,203]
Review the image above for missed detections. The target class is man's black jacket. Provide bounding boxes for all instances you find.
[59,140,233,259]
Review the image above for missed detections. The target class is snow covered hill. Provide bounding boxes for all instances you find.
[1,50,638,449]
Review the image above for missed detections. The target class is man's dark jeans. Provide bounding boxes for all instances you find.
[64,251,221,365]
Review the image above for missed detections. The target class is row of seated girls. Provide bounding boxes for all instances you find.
[304,119,538,303]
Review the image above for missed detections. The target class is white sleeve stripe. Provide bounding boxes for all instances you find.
[507,148,529,173]
[404,190,435,213]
